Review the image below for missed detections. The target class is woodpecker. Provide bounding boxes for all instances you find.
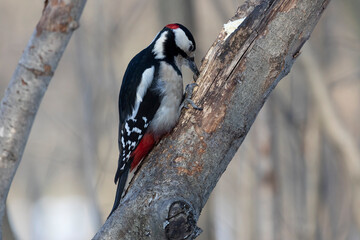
[109,23,201,216]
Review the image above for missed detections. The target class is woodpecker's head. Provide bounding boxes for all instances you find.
[152,23,200,78]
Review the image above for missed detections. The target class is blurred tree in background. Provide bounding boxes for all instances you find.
[0,0,359,239]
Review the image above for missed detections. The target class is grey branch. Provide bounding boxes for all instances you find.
[94,0,331,239]
[0,0,87,237]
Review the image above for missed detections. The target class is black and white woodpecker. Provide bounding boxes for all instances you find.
[109,23,201,216]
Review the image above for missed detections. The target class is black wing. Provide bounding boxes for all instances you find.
[110,46,162,217]
[116,46,161,180]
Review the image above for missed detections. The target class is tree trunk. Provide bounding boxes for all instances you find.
[94,0,331,239]
[0,0,87,237]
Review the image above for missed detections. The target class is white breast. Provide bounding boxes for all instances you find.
[149,61,183,137]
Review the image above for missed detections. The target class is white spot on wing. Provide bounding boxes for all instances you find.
[125,122,131,136]
[223,17,246,40]
[129,66,155,122]
[132,127,142,134]
[153,31,167,59]
[121,136,125,147]
[136,67,154,103]
[131,66,155,119]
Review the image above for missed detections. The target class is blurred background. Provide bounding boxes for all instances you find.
[1,0,360,239]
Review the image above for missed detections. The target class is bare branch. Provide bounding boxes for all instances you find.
[0,0,87,236]
[94,0,331,239]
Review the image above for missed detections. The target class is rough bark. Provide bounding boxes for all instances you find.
[0,0,87,237]
[94,0,330,239]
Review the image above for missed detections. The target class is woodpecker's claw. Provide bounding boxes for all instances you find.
[181,83,203,111]
[185,82,197,96]
[184,98,203,110]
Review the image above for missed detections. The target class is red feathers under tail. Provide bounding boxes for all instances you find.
[130,133,156,171]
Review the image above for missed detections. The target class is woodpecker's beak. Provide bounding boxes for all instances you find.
[186,56,200,81]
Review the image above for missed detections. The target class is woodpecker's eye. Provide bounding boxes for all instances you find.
[189,45,194,52]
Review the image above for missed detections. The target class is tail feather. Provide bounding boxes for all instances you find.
[108,167,129,218]
[109,133,155,218]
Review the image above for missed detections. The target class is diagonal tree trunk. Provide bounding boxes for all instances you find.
[0,0,87,237]
[94,0,331,239]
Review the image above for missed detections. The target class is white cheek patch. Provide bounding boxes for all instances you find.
[173,28,192,54]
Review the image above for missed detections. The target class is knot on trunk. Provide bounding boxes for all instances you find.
[164,201,202,240]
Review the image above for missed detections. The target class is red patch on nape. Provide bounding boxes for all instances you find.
[130,133,156,171]
[166,23,180,29]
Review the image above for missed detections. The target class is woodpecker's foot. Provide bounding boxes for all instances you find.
[181,83,202,111]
